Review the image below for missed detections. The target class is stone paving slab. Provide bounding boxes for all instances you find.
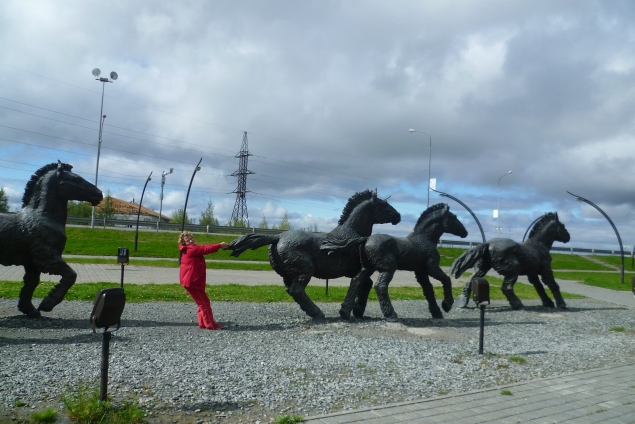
[303,363,635,423]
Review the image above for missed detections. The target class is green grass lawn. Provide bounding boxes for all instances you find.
[554,272,635,291]
[550,254,614,271]
[64,227,269,261]
[0,277,582,303]
[590,255,635,270]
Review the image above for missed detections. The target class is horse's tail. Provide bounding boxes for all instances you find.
[320,236,368,254]
[450,243,489,278]
[228,234,280,257]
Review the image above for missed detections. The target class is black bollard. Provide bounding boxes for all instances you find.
[472,278,490,355]
[478,304,486,354]
[100,331,112,401]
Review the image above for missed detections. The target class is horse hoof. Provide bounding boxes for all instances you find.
[431,311,444,319]
[456,296,469,309]
[542,300,555,308]
[385,313,399,322]
[352,307,365,319]
[312,315,327,325]
[25,309,41,318]
[557,303,567,310]
[442,300,453,313]
[510,303,524,311]
[37,298,56,313]
[339,309,351,321]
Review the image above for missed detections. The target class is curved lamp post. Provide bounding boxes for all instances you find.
[182,158,202,233]
[408,129,432,208]
[91,68,118,229]
[522,215,544,242]
[431,188,486,243]
[497,171,512,236]
[134,172,152,252]
[567,191,624,284]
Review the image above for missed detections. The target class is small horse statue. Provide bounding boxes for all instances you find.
[0,161,103,317]
[228,189,401,324]
[328,203,468,321]
[451,212,570,310]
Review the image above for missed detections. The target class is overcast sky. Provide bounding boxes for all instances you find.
[1,0,634,250]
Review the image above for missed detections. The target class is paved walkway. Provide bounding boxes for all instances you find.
[303,363,635,423]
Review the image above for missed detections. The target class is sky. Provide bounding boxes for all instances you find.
[1,0,634,251]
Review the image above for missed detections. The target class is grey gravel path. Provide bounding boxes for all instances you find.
[1,296,635,423]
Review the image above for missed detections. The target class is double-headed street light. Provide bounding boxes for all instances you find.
[497,171,512,236]
[408,129,432,208]
[91,68,118,228]
[157,168,173,231]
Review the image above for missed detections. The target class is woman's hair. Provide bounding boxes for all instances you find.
[178,231,193,245]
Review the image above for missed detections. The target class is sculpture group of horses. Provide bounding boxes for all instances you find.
[1,162,571,323]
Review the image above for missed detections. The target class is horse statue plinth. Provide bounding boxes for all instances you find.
[0,162,103,317]
[228,189,401,324]
[451,212,570,310]
[324,203,467,321]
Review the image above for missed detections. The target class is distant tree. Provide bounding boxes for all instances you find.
[0,188,9,212]
[199,199,220,226]
[301,223,319,232]
[67,200,92,217]
[171,208,192,225]
[279,213,292,231]
[96,190,115,219]
[258,214,269,229]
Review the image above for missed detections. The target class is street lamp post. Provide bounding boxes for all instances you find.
[408,129,432,208]
[157,168,173,231]
[134,172,152,252]
[497,171,512,237]
[91,68,118,229]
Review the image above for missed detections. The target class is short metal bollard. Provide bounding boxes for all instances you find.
[631,276,635,299]
[117,247,129,288]
[472,277,490,354]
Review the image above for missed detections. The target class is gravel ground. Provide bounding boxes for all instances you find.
[1,297,635,423]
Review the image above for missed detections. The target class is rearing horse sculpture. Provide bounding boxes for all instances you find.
[0,162,103,317]
[326,203,467,321]
[451,212,570,310]
[228,189,401,324]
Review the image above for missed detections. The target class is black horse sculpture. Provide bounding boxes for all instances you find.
[0,162,103,317]
[451,212,570,310]
[228,189,401,324]
[330,203,468,321]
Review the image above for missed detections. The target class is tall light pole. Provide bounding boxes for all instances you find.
[91,68,118,228]
[497,171,512,237]
[157,168,173,231]
[408,129,432,207]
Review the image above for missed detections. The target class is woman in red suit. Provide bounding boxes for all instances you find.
[178,231,229,330]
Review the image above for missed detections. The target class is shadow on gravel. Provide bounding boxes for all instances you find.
[400,317,546,329]
[0,315,194,330]
[0,333,94,346]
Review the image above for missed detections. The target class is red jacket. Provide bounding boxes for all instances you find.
[178,243,222,289]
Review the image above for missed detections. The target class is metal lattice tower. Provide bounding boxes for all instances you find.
[230,131,254,225]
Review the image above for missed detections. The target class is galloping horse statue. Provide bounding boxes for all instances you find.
[228,189,401,324]
[451,212,570,310]
[327,203,467,321]
[0,162,103,317]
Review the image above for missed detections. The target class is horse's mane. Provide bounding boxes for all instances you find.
[527,212,558,240]
[414,203,447,229]
[22,162,73,208]
[338,189,375,225]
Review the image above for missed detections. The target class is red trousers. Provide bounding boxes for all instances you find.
[182,286,222,330]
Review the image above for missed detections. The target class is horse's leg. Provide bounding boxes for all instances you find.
[527,274,554,307]
[374,269,398,322]
[340,267,372,321]
[457,261,490,308]
[18,265,41,318]
[352,275,374,319]
[501,274,524,310]
[428,266,454,313]
[541,270,566,309]
[414,272,443,319]
[285,274,327,324]
[37,259,77,312]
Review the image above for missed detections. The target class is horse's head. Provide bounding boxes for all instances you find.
[370,190,401,226]
[554,212,571,244]
[55,162,103,206]
[442,205,468,238]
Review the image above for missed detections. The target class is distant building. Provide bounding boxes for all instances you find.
[96,197,170,222]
